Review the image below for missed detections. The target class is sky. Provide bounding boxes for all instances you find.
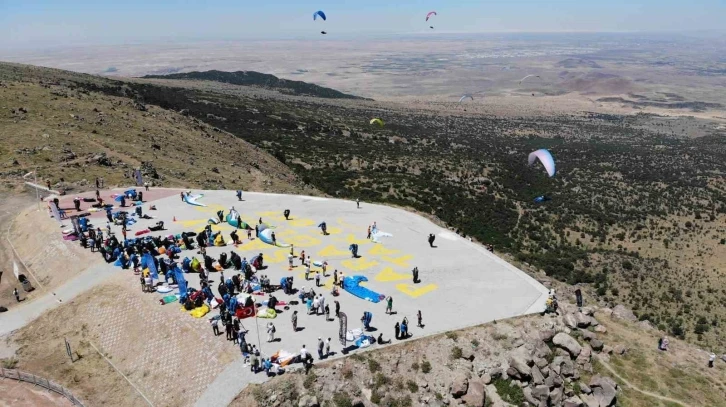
[1,0,725,50]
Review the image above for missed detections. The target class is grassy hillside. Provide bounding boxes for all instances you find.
[0,62,308,194]
[2,61,725,350]
[144,70,368,100]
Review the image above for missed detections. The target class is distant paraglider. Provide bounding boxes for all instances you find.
[430,26,435,29]
[528,149,556,177]
[426,11,437,21]
[321,31,327,35]
[519,75,541,85]
[370,118,385,127]
[313,10,327,21]
[458,94,474,103]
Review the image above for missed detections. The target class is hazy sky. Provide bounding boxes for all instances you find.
[2,0,725,50]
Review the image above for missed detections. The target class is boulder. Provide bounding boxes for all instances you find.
[351,399,364,407]
[533,341,553,359]
[531,365,545,385]
[549,387,564,405]
[581,307,595,316]
[575,313,592,328]
[593,383,617,407]
[532,385,550,401]
[579,382,592,394]
[523,387,540,406]
[488,367,503,379]
[508,355,532,380]
[581,330,597,341]
[564,396,584,407]
[461,347,476,361]
[560,359,576,378]
[535,357,549,369]
[540,329,556,342]
[576,347,592,366]
[450,374,469,398]
[637,320,655,331]
[589,317,600,327]
[298,395,320,407]
[553,333,582,358]
[564,313,578,329]
[590,339,604,352]
[461,378,486,407]
[594,325,607,333]
[599,308,613,318]
[580,394,600,407]
[590,375,617,390]
[613,344,628,355]
[612,305,637,322]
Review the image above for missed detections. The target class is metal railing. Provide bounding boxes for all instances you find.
[0,367,85,406]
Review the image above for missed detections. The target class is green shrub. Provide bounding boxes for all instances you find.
[445,331,458,341]
[303,372,317,389]
[332,391,353,407]
[368,358,381,373]
[471,339,480,347]
[411,361,419,371]
[421,360,432,374]
[406,380,419,393]
[451,346,463,360]
[373,372,390,389]
[493,378,525,405]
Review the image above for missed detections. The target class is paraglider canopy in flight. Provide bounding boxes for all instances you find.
[426,11,437,21]
[458,94,474,103]
[519,74,541,85]
[528,149,556,177]
[369,118,385,127]
[313,10,326,21]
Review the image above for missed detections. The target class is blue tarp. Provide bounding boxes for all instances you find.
[343,276,385,303]
[143,253,159,280]
[173,265,187,295]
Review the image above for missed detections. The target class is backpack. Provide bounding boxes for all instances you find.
[271,325,276,333]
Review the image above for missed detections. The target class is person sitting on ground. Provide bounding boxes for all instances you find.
[659,336,670,351]
[149,221,165,231]
[377,333,391,344]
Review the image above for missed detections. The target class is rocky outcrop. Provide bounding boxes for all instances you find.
[461,378,486,407]
[590,375,618,407]
[553,333,582,357]
[450,373,469,398]
[611,305,637,322]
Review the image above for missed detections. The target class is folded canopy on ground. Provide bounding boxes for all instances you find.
[184,194,206,207]
[343,275,385,303]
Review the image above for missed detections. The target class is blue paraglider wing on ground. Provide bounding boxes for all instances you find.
[343,275,385,303]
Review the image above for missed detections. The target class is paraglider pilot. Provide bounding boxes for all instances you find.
[349,244,359,258]
[428,233,436,248]
[284,209,290,220]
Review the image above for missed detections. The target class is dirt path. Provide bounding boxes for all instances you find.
[596,356,693,407]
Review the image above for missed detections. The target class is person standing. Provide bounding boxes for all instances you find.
[305,263,311,281]
[366,225,371,240]
[319,295,326,316]
[144,182,149,191]
[334,300,340,318]
[428,233,436,247]
[288,252,294,270]
[313,296,320,315]
[709,353,716,368]
[284,209,290,220]
[315,271,321,287]
[291,310,298,332]
[356,198,360,209]
[267,322,276,342]
[225,317,233,341]
[394,322,400,340]
[333,269,338,286]
[317,337,324,359]
[417,310,423,328]
[575,289,583,308]
[13,288,20,302]
[95,177,100,189]
[385,296,393,314]
[325,303,331,321]
[412,267,419,284]
[325,337,331,357]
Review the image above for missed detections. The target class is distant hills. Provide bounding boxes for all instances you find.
[144,70,368,100]
[555,58,602,69]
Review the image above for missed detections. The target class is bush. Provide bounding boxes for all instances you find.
[303,372,317,390]
[451,346,463,360]
[471,339,480,347]
[411,361,419,371]
[421,360,432,374]
[445,331,458,341]
[406,380,419,393]
[368,358,381,373]
[1,358,18,369]
[622,260,633,270]
[493,378,525,405]
[373,372,390,389]
[332,392,353,407]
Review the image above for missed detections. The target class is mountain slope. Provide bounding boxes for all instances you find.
[143,70,368,100]
[0,62,309,194]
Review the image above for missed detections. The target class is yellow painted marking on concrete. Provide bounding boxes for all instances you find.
[343,234,370,246]
[236,238,269,251]
[290,218,315,227]
[381,254,414,268]
[395,283,438,298]
[286,234,321,248]
[257,211,284,219]
[179,219,209,228]
[264,249,290,264]
[342,259,378,271]
[368,245,400,256]
[275,229,298,237]
[324,226,342,235]
[336,218,357,230]
[317,245,350,258]
[374,267,410,282]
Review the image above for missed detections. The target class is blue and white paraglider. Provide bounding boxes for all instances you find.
[313,10,326,21]
[528,149,556,177]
